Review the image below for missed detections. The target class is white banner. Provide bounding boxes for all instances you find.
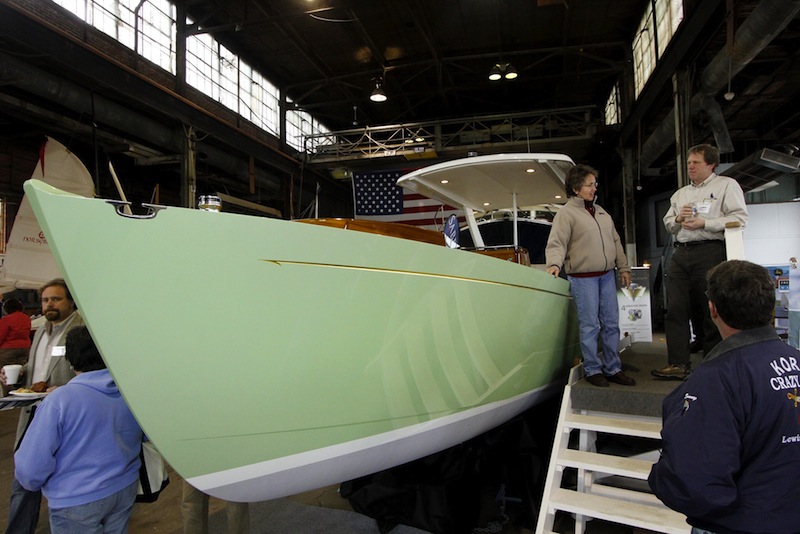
[617,267,653,343]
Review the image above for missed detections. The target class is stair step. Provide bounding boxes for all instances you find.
[549,488,689,534]
[591,483,664,506]
[558,449,654,480]
[536,369,679,534]
[565,412,662,439]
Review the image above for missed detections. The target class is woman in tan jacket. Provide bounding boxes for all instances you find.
[545,164,635,387]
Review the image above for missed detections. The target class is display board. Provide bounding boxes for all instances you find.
[617,267,653,343]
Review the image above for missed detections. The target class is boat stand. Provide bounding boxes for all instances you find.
[535,365,689,534]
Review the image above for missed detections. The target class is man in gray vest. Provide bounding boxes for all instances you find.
[3,278,84,534]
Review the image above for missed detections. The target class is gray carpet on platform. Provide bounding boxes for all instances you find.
[571,338,704,418]
[209,498,430,534]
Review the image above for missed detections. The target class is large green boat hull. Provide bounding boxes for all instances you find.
[24,179,578,501]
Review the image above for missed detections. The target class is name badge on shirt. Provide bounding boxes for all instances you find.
[51,346,66,357]
[696,200,712,214]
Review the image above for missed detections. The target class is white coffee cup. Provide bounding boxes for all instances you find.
[3,364,23,385]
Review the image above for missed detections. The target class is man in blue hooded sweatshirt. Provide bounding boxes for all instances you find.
[14,325,143,533]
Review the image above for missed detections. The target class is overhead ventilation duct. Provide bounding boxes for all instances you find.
[0,51,179,151]
[639,0,800,171]
[0,50,286,196]
[754,147,800,173]
[723,147,800,192]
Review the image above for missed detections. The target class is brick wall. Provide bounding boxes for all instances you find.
[0,138,40,244]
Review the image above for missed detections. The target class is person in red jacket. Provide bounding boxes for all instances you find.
[0,298,31,395]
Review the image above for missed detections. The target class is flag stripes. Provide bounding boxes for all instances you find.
[353,171,464,230]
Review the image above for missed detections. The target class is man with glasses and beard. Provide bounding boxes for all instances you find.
[2,278,84,534]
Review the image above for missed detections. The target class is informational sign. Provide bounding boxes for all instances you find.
[617,267,653,343]
[765,265,792,341]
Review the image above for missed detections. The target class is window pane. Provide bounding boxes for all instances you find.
[138,0,176,73]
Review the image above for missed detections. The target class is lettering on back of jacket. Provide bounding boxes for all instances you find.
[770,355,800,444]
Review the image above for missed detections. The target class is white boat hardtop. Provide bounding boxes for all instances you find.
[396,153,573,211]
[397,153,573,249]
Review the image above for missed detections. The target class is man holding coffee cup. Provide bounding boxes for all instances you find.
[2,278,83,534]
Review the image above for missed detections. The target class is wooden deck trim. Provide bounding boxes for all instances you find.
[297,218,445,246]
[297,218,531,266]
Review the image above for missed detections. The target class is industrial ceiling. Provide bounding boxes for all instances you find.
[0,0,799,212]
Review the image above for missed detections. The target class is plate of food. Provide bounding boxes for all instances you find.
[9,389,47,398]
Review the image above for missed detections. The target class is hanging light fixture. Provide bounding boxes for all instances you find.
[489,63,518,81]
[504,63,518,80]
[723,56,735,101]
[370,77,387,102]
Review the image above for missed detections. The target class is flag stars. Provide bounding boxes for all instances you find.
[354,171,403,215]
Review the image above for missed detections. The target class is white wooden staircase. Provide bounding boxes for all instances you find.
[535,366,690,534]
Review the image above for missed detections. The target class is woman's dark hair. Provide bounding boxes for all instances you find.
[565,164,599,198]
[65,325,107,372]
[3,299,24,314]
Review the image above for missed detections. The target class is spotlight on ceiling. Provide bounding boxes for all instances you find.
[370,78,387,103]
[489,63,518,81]
[504,63,518,80]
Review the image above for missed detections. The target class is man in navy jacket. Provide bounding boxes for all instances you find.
[649,260,800,534]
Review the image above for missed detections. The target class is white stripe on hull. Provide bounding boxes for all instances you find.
[189,380,564,502]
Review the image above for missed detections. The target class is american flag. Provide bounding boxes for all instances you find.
[352,170,463,230]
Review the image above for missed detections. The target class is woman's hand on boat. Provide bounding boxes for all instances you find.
[547,265,560,277]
